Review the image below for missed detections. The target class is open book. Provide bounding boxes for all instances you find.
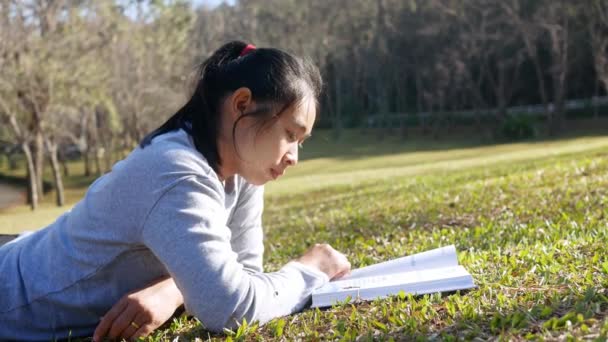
[311,245,475,308]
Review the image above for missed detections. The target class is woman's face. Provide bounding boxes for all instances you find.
[234,97,316,185]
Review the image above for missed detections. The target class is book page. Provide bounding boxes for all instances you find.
[314,265,471,295]
[311,265,475,307]
[342,245,458,280]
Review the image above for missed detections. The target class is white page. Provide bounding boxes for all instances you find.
[342,245,458,280]
[312,265,475,307]
[315,264,466,295]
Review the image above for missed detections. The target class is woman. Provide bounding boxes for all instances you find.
[0,41,351,341]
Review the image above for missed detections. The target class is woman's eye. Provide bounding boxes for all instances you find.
[286,129,303,148]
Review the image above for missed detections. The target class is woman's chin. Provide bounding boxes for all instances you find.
[238,173,270,186]
[250,179,269,186]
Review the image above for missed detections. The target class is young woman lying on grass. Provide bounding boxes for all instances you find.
[0,41,351,341]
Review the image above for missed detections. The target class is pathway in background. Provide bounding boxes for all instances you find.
[0,182,24,210]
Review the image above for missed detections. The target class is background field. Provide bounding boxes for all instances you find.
[1,130,607,340]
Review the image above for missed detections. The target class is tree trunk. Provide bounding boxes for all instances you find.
[550,28,568,135]
[468,71,487,133]
[496,62,509,126]
[473,109,483,133]
[104,139,113,173]
[376,82,390,140]
[432,95,445,140]
[415,71,423,115]
[45,139,65,207]
[84,146,92,176]
[33,130,45,199]
[22,142,38,211]
[8,154,18,170]
[333,76,343,140]
[58,149,70,177]
[94,147,103,176]
[400,115,408,139]
[594,81,600,121]
[552,77,566,134]
[549,70,565,136]
[549,45,568,134]
[531,56,549,116]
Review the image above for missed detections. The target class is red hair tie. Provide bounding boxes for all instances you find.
[240,44,256,57]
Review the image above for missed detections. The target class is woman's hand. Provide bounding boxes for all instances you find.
[93,276,184,341]
[297,243,351,280]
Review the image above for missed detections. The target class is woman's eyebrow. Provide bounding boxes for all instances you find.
[293,120,310,136]
[293,121,309,136]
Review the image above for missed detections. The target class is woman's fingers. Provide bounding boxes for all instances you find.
[93,298,128,341]
[331,268,351,280]
[107,302,138,339]
[325,244,351,278]
[297,243,351,279]
[130,310,157,340]
[122,311,149,340]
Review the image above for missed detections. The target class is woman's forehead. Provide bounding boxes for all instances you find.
[288,97,316,130]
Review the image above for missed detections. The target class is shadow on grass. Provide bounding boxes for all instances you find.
[0,173,54,210]
[0,173,52,193]
[301,119,608,162]
[63,174,100,188]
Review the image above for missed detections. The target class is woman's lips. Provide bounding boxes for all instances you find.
[270,168,284,180]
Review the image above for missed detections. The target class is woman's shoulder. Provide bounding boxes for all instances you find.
[97,129,224,198]
[133,129,216,178]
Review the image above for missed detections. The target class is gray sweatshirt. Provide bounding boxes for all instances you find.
[0,129,328,341]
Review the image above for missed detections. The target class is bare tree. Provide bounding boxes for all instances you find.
[588,0,608,98]
[502,0,550,116]
[0,0,41,209]
[537,1,585,134]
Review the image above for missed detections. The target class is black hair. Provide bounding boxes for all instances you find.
[140,40,323,173]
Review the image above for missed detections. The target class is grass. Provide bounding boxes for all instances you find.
[1,129,608,340]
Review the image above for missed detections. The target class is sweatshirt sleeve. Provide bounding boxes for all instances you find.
[227,182,264,273]
[141,176,328,332]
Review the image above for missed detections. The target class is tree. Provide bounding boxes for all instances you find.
[0,0,42,209]
[588,0,608,97]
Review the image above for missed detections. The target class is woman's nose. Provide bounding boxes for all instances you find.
[284,143,298,166]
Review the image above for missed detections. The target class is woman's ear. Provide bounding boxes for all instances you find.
[230,87,253,118]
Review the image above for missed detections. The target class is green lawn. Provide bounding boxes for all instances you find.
[1,131,608,340]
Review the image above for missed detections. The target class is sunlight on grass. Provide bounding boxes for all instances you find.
[266,135,608,195]
[0,203,76,234]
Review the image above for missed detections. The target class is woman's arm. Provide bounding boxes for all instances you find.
[140,176,348,332]
[227,181,265,273]
[94,176,349,340]
[92,243,348,341]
